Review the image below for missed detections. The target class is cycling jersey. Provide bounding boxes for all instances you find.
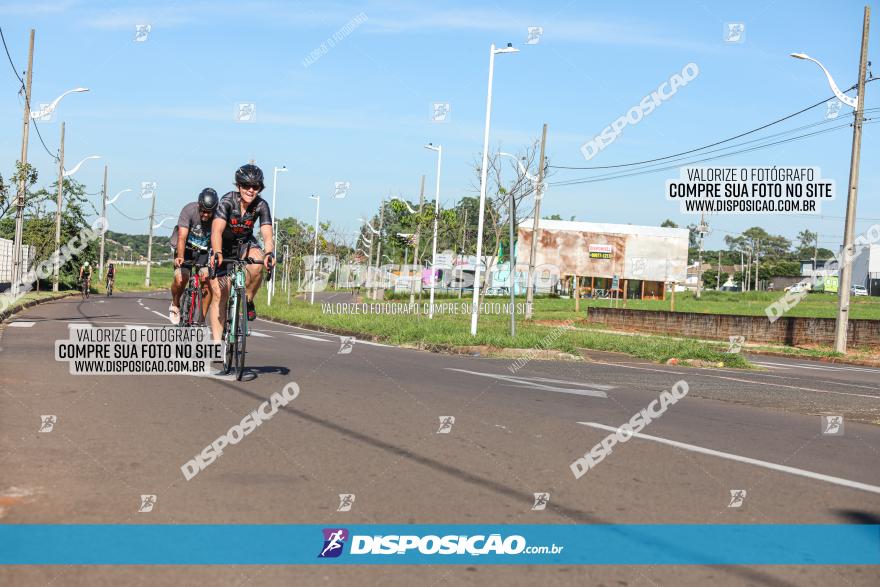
[215,191,272,247]
[106,265,115,277]
[171,202,212,253]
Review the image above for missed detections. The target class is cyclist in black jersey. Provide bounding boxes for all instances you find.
[208,164,276,336]
[170,188,218,327]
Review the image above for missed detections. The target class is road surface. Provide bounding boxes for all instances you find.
[1,292,878,585]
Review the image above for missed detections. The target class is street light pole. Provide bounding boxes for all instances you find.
[98,165,108,279]
[11,29,34,295]
[526,123,547,320]
[425,144,442,318]
[374,200,385,300]
[269,165,287,305]
[52,122,65,292]
[145,190,156,287]
[790,6,870,353]
[471,42,518,337]
[310,194,320,304]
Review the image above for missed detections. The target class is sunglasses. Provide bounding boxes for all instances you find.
[239,183,262,192]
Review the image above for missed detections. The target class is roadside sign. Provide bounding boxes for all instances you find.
[612,275,619,289]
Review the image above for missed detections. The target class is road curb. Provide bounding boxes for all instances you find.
[0,292,78,325]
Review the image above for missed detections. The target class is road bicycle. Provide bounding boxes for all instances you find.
[81,277,91,300]
[212,254,270,381]
[178,253,210,328]
[106,276,114,297]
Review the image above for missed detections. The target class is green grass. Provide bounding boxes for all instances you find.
[1,290,77,318]
[103,265,174,293]
[256,295,752,368]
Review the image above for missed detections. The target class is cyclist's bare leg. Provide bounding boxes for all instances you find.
[244,246,264,302]
[199,268,212,319]
[171,266,188,309]
[208,275,229,342]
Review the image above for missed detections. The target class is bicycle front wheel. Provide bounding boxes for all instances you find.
[235,287,247,380]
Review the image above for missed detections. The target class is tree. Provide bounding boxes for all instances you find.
[660,219,678,228]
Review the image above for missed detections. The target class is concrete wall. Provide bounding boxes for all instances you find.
[586,307,880,347]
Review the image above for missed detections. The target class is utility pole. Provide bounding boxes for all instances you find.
[459,207,468,299]
[834,5,870,354]
[98,165,108,279]
[508,182,516,337]
[754,239,761,291]
[740,251,744,291]
[410,175,425,305]
[695,214,707,299]
[145,190,156,287]
[11,29,35,295]
[717,250,722,290]
[52,121,65,292]
[373,200,384,300]
[525,123,548,320]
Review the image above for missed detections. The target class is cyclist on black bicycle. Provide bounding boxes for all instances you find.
[171,188,219,327]
[208,164,275,340]
[105,261,116,295]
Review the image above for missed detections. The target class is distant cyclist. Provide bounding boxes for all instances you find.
[105,261,116,295]
[170,188,218,327]
[208,164,275,336]
[79,262,92,290]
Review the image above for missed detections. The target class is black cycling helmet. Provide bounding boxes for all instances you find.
[235,164,265,191]
[198,187,219,211]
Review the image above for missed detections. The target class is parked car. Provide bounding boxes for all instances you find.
[719,285,742,292]
[851,284,868,296]
[784,282,811,294]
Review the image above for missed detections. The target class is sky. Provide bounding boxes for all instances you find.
[1,0,878,251]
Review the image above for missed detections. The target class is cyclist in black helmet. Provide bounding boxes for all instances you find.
[208,164,275,332]
[171,188,219,327]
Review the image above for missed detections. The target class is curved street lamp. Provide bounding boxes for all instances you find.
[63,155,101,177]
[789,6,869,355]
[106,188,132,205]
[31,87,89,120]
[152,217,176,230]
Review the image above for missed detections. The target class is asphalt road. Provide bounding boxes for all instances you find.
[1,292,879,586]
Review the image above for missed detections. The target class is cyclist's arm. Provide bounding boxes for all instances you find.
[176,227,189,265]
[260,223,273,255]
[210,217,226,265]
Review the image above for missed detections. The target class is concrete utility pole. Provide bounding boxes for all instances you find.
[695,214,707,299]
[526,123,547,320]
[145,190,156,287]
[410,175,425,305]
[373,200,384,300]
[717,250,722,290]
[833,6,870,354]
[754,239,761,291]
[508,183,516,337]
[11,29,35,295]
[98,165,108,279]
[459,207,468,299]
[52,122,65,292]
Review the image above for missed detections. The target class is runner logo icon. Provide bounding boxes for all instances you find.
[319,528,349,558]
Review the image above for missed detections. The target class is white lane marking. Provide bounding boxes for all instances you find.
[249,331,271,338]
[355,340,390,347]
[151,310,172,322]
[578,422,880,495]
[755,360,880,374]
[291,334,332,343]
[9,322,35,327]
[447,368,609,398]
[591,361,880,400]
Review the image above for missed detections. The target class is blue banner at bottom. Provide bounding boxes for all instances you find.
[0,525,877,565]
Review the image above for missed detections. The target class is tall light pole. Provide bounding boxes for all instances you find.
[526,123,548,320]
[310,194,320,304]
[53,154,101,290]
[268,165,287,305]
[470,42,518,336]
[374,200,386,300]
[790,5,870,353]
[424,143,442,318]
[145,190,157,287]
[30,87,89,120]
[11,30,34,295]
[98,165,108,279]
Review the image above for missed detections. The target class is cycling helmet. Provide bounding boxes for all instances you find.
[198,187,219,211]
[84,262,90,267]
[235,164,265,191]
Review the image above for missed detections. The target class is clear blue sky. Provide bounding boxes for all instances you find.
[1,0,877,251]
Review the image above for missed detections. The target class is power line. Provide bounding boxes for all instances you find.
[0,26,24,85]
[551,78,879,171]
[549,119,879,187]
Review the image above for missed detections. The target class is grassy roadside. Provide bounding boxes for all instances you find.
[1,290,77,321]
[255,296,752,368]
[102,265,174,293]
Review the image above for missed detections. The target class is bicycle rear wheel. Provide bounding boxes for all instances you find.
[235,286,247,380]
